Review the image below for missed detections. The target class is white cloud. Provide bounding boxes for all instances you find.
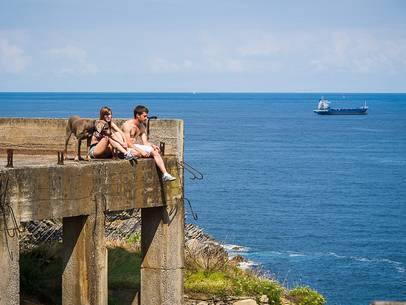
[0,38,31,73]
[237,33,282,56]
[138,29,406,79]
[148,57,181,73]
[309,31,406,74]
[48,45,99,75]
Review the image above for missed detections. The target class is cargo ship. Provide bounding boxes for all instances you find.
[314,98,368,115]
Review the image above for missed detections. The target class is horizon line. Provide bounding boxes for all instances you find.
[1,91,406,94]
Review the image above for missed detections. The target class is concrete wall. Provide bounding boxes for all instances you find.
[0,118,184,162]
[0,118,185,305]
[1,157,181,222]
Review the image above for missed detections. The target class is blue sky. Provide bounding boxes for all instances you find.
[1,0,405,92]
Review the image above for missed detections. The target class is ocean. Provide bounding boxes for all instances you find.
[1,92,405,305]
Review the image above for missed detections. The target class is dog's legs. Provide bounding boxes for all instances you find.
[64,130,72,160]
[85,137,91,161]
[75,139,82,161]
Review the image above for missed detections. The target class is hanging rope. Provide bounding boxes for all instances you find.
[184,197,198,221]
[0,174,23,238]
[177,161,203,180]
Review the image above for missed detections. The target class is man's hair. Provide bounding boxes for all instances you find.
[134,105,149,118]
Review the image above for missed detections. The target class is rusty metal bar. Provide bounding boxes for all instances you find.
[6,149,13,168]
[159,142,165,156]
[57,151,64,165]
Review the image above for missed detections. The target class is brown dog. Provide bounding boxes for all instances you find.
[64,115,107,161]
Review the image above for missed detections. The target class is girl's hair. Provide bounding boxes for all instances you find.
[99,106,112,127]
[99,106,112,120]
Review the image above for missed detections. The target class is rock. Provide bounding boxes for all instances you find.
[197,302,209,305]
[229,254,247,267]
[233,299,258,305]
[259,295,269,303]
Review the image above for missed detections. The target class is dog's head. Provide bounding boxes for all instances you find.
[94,120,109,135]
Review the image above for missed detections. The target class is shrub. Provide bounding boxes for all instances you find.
[20,243,62,305]
[185,239,229,272]
[288,286,326,305]
[125,232,141,244]
[184,267,283,304]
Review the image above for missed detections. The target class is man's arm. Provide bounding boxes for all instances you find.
[141,133,160,152]
[122,122,134,148]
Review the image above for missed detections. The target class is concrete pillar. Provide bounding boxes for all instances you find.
[0,212,19,305]
[371,303,406,305]
[141,202,185,305]
[62,212,107,305]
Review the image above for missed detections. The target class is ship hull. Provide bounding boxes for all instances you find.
[314,108,368,115]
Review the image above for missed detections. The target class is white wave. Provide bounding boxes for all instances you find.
[288,252,306,257]
[326,252,346,259]
[326,252,405,273]
[352,256,371,262]
[222,243,250,253]
[238,260,258,270]
[396,266,405,273]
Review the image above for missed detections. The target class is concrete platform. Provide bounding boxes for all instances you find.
[0,118,185,305]
[0,154,182,221]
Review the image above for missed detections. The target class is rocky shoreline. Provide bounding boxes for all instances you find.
[19,209,225,252]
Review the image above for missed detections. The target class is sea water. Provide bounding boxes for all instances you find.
[1,92,405,305]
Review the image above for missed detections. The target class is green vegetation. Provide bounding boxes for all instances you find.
[185,268,283,304]
[19,242,141,305]
[288,286,326,305]
[125,232,141,244]
[184,241,325,305]
[108,247,141,289]
[20,244,62,305]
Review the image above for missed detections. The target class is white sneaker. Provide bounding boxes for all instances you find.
[124,151,135,160]
[162,173,176,182]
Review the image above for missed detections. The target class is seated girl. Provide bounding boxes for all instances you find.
[89,106,135,160]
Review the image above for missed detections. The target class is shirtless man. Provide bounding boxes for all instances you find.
[122,105,176,182]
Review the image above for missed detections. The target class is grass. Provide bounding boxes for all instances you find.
[287,286,326,305]
[125,232,141,244]
[20,243,62,305]
[185,267,284,304]
[184,239,326,305]
[108,247,141,289]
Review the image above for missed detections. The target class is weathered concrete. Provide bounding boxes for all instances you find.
[0,118,183,161]
[0,199,20,305]
[0,117,185,305]
[141,204,185,305]
[371,302,406,305]
[0,156,181,221]
[62,212,107,305]
[140,268,184,305]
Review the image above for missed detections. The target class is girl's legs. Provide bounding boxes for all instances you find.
[92,137,111,158]
[109,132,128,154]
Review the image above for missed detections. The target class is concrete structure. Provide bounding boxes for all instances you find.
[0,118,184,305]
[371,301,406,305]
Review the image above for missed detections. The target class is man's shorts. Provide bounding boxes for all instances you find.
[133,144,153,154]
